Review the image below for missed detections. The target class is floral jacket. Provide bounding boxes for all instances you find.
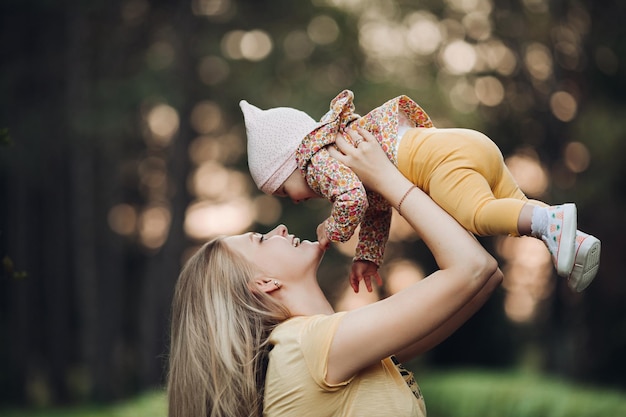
[295,90,433,266]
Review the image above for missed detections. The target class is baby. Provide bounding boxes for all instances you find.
[240,90,600,293]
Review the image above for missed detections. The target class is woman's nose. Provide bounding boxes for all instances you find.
[268,224,288,237]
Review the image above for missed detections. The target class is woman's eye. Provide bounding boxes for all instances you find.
[259,234,264,243]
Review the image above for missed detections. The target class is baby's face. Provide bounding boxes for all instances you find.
[274,170,320,204]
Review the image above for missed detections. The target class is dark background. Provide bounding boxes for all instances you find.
[1,0,625,406]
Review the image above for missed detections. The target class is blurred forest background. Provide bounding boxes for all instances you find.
[1,0,625,408]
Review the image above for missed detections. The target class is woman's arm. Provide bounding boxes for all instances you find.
[325,128,502,384]
[393,267,502,362]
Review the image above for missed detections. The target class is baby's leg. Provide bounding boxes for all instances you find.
[423,128,528,236]
[401,127,591,283]
[428,164,526,236]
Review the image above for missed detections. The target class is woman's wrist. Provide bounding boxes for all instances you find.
[396,185,418,216]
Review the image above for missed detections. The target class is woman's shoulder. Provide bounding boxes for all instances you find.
[276,312,348,330]
[270,312,348,341]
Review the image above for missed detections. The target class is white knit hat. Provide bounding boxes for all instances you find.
[240,100,320,194]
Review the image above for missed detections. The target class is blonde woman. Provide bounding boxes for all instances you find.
[167,129,503,417]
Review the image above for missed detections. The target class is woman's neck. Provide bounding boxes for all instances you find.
[280,281,335,317]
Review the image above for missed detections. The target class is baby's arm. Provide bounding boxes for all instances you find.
[309,149,369,247]
[351,202,392,292]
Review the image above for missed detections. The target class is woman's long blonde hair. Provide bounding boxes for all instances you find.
[167,237,290,417]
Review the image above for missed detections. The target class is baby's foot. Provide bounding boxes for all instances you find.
[541,203,577,277]
[568,231,601,292]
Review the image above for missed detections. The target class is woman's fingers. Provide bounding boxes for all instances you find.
[335,132,353,153]
[346,128,364,146]
[352,127,375,143]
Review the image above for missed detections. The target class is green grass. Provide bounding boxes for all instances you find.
[2,370,626,417]
[0,391,166,417]
[421,369,626,417]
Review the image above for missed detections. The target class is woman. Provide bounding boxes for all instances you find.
[167,128,503,417]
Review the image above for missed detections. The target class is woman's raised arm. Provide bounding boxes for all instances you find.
[325,128,502,383]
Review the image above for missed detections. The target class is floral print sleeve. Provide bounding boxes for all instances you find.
[307,149,368,243]
[356,196,392,266]
[307,150,390,266]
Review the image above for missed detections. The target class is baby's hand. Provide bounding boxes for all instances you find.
[316,220,331,250]
[350,260,382,293]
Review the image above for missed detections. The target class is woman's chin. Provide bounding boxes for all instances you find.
[301,240,325,256]
[301,240,319,248]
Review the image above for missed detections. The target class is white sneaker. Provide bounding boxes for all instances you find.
[542,203,577,277]
[568,231,601,292]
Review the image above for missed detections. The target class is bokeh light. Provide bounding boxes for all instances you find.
[474,76,505,107]
[441,40,476,74]
[221,29,274,61]
[505,150,549,197]
[359,20,406,59]
[184,199,254,239]
[190,162,250,201]
[138,204,171,249]
[564,141,590,173]
[108,204,138,236]
[335,284,381,311]
[448,78,479,113]
[190,101,223,134]
[308,15,340,45]
[462,11,492,41]
[144,103,179,147]
[405,12,442,56]
[496,236,553,323]
[188,132,245,165]
[476,40,517,76]
[550,91,577,122]
[240,30,273,61]
[385,259,424,295]
[524,43,553,81]
[221,30,246,59]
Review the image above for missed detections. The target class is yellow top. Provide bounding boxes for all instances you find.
[263,313,426,417]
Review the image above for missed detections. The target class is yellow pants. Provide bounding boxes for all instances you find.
[397,127,542,236]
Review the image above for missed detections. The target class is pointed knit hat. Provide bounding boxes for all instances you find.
[240,100,320,194]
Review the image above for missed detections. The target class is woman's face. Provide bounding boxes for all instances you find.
[224,224,324,281]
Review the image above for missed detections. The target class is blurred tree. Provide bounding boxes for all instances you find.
[1,0,625,408]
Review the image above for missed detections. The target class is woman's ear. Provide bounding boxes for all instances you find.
[252,277,281,294]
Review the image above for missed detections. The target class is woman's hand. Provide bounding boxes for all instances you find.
[328,128,397,195]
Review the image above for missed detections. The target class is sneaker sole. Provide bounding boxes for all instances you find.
[556,204,577,277]
[568,235,601,292]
